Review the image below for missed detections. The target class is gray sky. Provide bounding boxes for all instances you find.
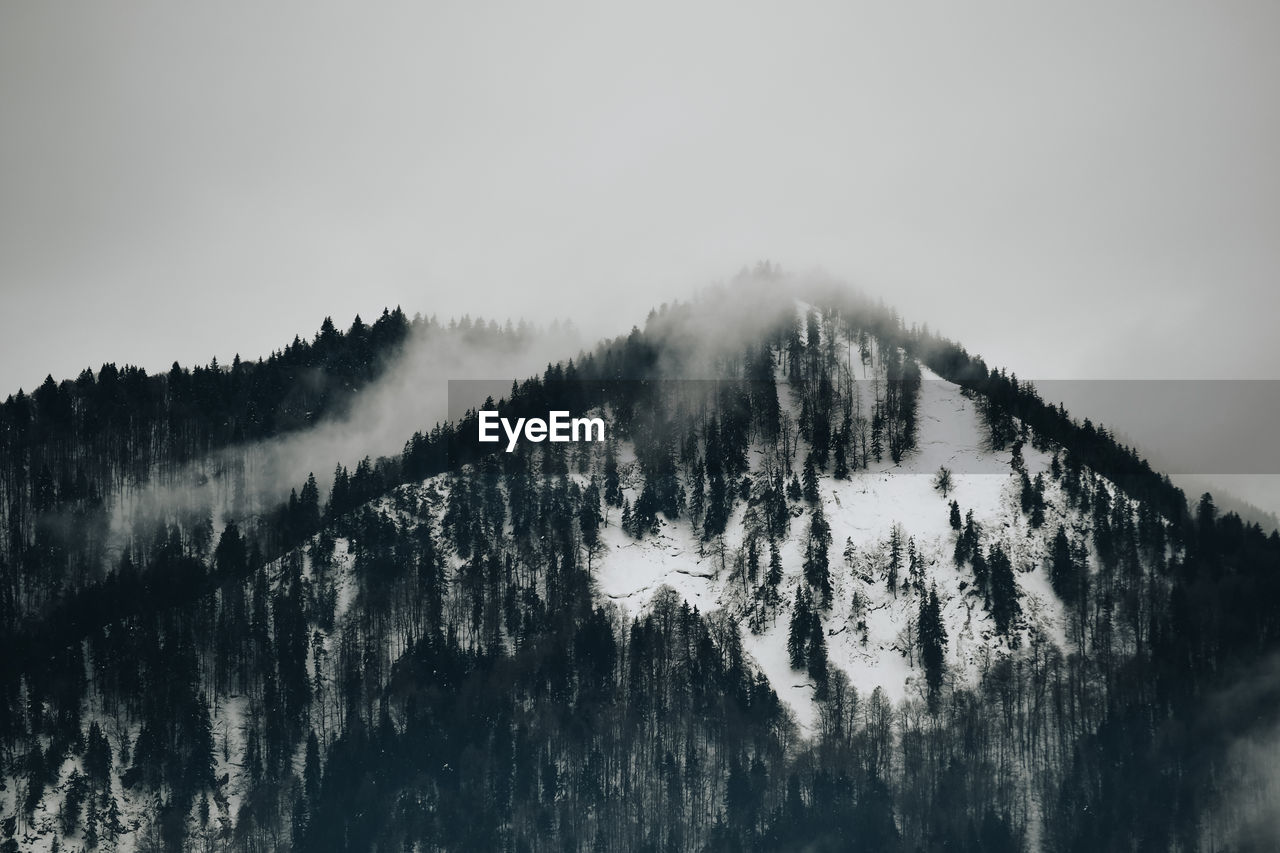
[2,2,1279,508]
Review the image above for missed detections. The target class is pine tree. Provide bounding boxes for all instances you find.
[767,540,783,588]
[299,472,321,529]
[214,521,248,577]
[579,481,603,562]
[887,524,902,596]
[787,473,803,503]
[949,500,962,530]
[1049,525,1079,604]
[756,539,784,613]
[85,721,112,787]
[807,616,829,698]
[1020,470,1035,513]
[703,420,730,539]
[972,547,989,601]
[761,472,784,541]
[870,407,884,462]
[806,307,822,372]
[603,437,623,507]
[906,537,919,592]
[688,457,705,528]
[788,587,811,669]
[787,320,804,382]
[803,505,833,608]
[327,463,351,519]
[833,432,849,479]
[988,544,1020,635]
[635,479,661,537]
[919,585,947,710]
[802,453,819,503]
[1030,473,1047,528]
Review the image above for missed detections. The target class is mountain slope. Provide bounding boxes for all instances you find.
[2,280,1278,852]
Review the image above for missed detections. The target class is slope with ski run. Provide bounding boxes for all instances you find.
[594,360,1071,736]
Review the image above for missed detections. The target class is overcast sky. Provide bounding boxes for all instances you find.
[2,2,1278,507]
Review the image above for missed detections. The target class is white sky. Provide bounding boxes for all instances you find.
[2,1,1278,509]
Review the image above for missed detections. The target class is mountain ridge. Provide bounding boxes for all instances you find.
[2,278,1278,851]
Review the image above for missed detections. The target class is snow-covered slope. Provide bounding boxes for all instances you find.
[3,302,1147,850]
[594,364,1072,733]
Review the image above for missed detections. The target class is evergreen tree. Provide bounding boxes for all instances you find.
[746,534,760,585]
[752,537,783,612]
[971,546,989,601]
[754,538,784,617]
[802,453,819,503]
[214,521,248,577]
[603,437,623,507]
[787,474,803,503]
[887,524,903,596]
[832,432,849,480]
[688,457,706,529]
[1049,526,1079,604]
[919,585,947,710]
[1030,474,1046,528]
[580,480,603,564]
[987,544,1020,635]
[803,505,833,608]
[906,537,919,592]
[766,540,783,589]
[788,587,811,669]
[703,419,730,540]
[85,721,112,787]
[807,617,829,698]
[870,407,884,462]
[298,472,321,533]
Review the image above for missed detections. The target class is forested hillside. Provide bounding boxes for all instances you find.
[2,276,1278,852]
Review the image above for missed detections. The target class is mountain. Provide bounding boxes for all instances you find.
[2,274,1278,852]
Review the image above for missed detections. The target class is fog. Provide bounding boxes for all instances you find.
[3,2,1278,400]
[4,3,1278,512]
[243,317,585,497]
[1198,651,1280,849]
[2,4,1279,508]
[109,315,584,542]
[2,9,1278,844]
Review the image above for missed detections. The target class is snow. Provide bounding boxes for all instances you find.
[590,351,1079,735]
[741,614,819,732]
[595,521,717,610]
[1,310,1130,847]
[331,537,358,622]
[212,693,251,839]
